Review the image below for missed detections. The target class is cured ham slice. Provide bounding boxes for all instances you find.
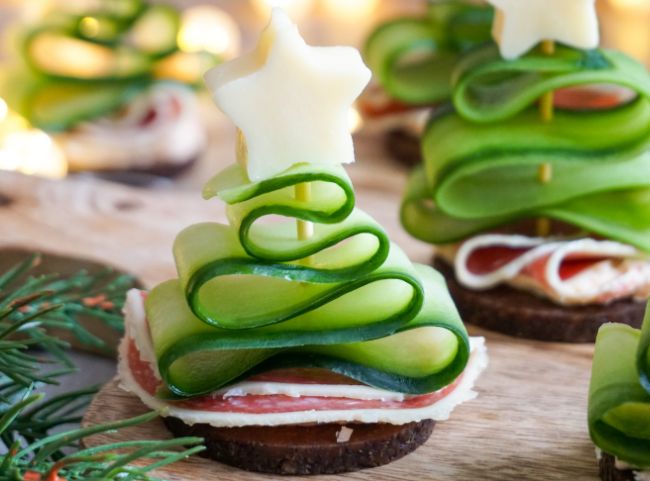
[438,234,650,305]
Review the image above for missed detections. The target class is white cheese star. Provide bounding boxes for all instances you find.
[204,8,371,182]
[487,0,599,60]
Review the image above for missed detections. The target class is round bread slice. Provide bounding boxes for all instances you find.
[79,155,199,186]
[385,128,422,167]
[599,452,637,481]
[164,417,434,475]
[433,258,645,343]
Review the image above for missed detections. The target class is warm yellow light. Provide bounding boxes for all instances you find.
[0,129,67,179]
[321,0,379,18]
[251,0,314,21]
[29,33,118,79]
[609,0,650,9]
[79,16,101,38]
[178,6,240,59]
[154,51,216,83]
[0,99,8,123]
[348,106,363,133]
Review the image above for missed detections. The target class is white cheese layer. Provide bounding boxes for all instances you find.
[124,289,160,380]
[55,83,206,171]
[218,381,406,402]
[120,290,488,427]
[439,234,650,306]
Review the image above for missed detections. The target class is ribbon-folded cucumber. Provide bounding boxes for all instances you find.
[403,45,650,253]
[145,164,470,398]
[589,306,650,468]
[364,1,492,105]
[2,1,217,130]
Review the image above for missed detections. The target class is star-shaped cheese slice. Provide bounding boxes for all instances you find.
[487,0,599,60]
[204,8,371,182]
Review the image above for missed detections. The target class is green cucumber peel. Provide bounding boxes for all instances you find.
[204,164,363,262]
[147,264,468,398]
[8,1,220,129]
[639,308,650,394]
[589,310,650,468]
[453,46,650,122]
[23,26,153,82]
[127,4,180,59]
[425,99,650,219]
[403,166,650,252]
[407,45,650,251]
[401,165,511,245]
[363,2,492,105]
[175,223,420,331]
[24,79,150,131]
[142,163,470,398]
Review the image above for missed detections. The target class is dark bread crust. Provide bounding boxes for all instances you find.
[385,128,422,167]
[164,417,434,475]
[600,452,636,481]
[78,155,199,184]
[433,258,645,343]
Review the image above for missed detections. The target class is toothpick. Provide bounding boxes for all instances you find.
[537,40,555,237]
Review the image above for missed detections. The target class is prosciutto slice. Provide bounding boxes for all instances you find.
[440,234,650,305]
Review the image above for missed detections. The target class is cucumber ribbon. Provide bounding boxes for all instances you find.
[589,305,650,468]
[364,1,493,105]
[402,45,650,253]
[1,0,218,131]
[145,163,470,398]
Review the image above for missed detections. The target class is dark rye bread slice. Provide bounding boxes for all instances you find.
[81,155,199,186]
[385,128,422,167]
[600,452,638,481]
[433,258,645,343]
[164,417,434,475]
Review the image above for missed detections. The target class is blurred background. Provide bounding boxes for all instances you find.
[0,0,648,190]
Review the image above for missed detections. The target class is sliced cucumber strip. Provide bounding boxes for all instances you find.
[143,163,470,397]
[589,313,650,468]
[128,4,180,57]
[405,45,650,252]
[25,81,148,131]
[364,2,493,105]
[148,264,468,397]
[25,29,151,80]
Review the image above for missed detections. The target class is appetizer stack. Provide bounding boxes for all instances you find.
[589,305,650,481]
[118,9,486,475]
[362,0,493,165]
[1,0,219,175]
[397,0,650,342]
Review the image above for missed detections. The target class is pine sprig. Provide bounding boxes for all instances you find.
[1,255,136,354]
[0,255,203,481]
[0,400,203,481]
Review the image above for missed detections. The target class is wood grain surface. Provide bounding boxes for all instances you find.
[0,131,599,480]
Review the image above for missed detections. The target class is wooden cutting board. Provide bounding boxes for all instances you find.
[0,158,599,480]
[84,332,598,481]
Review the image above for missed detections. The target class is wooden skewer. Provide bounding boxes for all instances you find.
[237,129,313,261]
[295,182,314,241]
[536,40,555,237]
[295,181,314,266]
[236,128,248,171]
